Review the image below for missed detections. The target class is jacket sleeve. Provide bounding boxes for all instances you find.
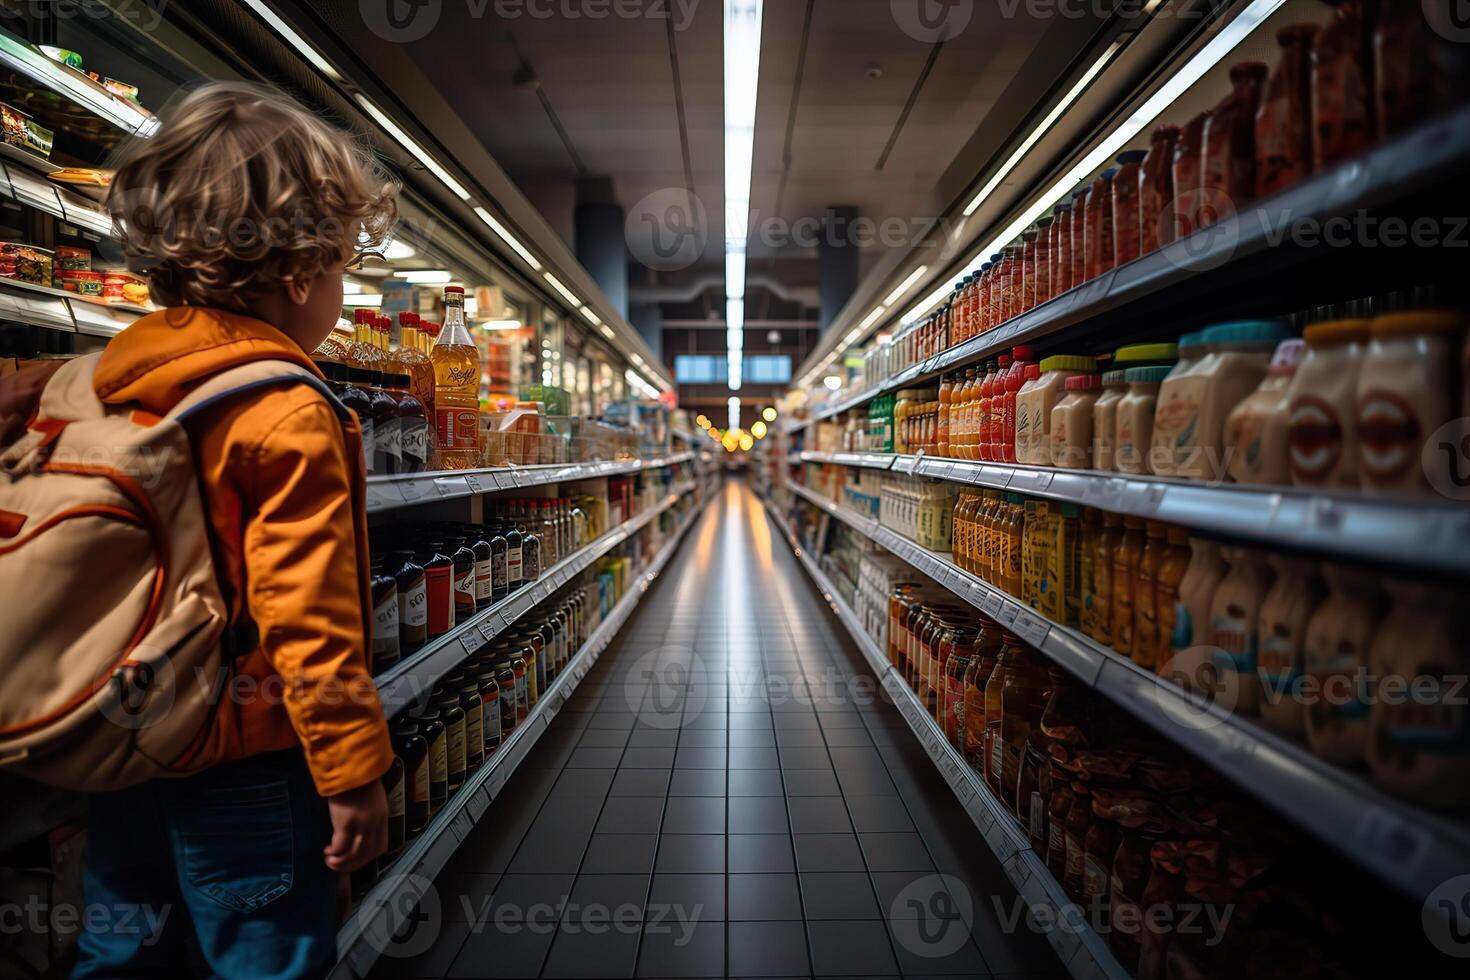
[241,396,394,796]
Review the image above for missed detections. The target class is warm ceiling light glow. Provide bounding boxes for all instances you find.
[382,238,416,260]
[739,433,755,451]
[543,273,581,308]
[882,265,930,307]
[762,406,777,422]
[823,375,842,391]
[393,269,453,283]
[696,414,711,429]
[480,319,522,331]
[599,324,617,339]
[342,279,368,295]
[751,420,767,439]
[354,94,471,200]
[474,207,542,270]
[346,294,383,307]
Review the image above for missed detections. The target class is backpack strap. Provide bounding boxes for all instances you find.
[169,360,351,424]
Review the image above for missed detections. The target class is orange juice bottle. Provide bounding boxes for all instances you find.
[345,308,385,370]
[937,373,954,457]
[431,286,482,470]
[960,368,979,459]
[395,312,436,421]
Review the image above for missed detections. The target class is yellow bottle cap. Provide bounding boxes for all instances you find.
[1114,343,1179,364]
[1370,310,1463,338]
[1039,354,1097,373]
[1303,319,1370,345]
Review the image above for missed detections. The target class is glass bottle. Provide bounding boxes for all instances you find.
[345,307,385,370]
[412,700,447,816]
[392,714,429,839]
[420,542,455,638]
[431,286,482,469]
[502,519,524,593]
[466,526,494,611]
[434,686,467,795]
[396,311,436,423]
[393,549,427,655]
[368,371,400,476]
[449,536,477,623]
[388,373,428,474]
[489,525,510,600]
[452,672,484,773]
[370,557,400,675]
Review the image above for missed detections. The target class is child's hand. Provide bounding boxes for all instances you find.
[324,779,389,872]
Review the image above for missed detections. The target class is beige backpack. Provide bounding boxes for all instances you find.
[0,353,344,791]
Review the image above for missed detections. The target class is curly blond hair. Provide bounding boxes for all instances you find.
[105,81,399,310]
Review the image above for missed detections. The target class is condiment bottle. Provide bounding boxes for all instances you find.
[1062,782,1092,900]
[463,525,494,612]
[1256,25,1320,198]
[1312,0,1374,171]
[1226,337,1305,485]
[473,660,503,755]
[412,700,447,816]
[1019,228,1039,313]
[1112,150,1147,265]
[431,286,483,470]
[1375,0,1454,139]
[1171,112,1209,240]
[449,536,477,623]
[388,372,429,474]
[1092,370,1128,472]
[368,371,401,475]
[370,557,401,675]
[1132,522,1168,671]
[1111,516,1146,659]
[434,686,467,794]
[1139,124,1179,253]
[1150,525,1193,671]
[1003,346,1037,464]
[1083,168,1117,281]
[392,715,429,839]
[998,637,1051,807]
[1045,776,1076,880]
[1020,355,1096,465]
[1304,564,1382,765]
[1068,188,1089,286]
[393,549,427,655]
[1356,310,1463,495]
[1201,62,1269,221]
[1288,320,1368,488]
[1117,367,1171,475]
[337,368,374,474]
[420,542,455,638]
[1367,579,1469,807]
[1084,510,1121,645]
[1147,332,1208,477]
[1162,535,1227,694]
[452,672,485,773]
[937,372,954,457]
[1050,373,1102,469]
[962,620,1004,770]
[1051,203,1074,294]
[489,525,510,600]
[1033,215,1054,304]
[1257,556,1324,738]
[1207,545,1274,715]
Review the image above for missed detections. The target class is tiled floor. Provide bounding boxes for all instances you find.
[372,479,1064,979]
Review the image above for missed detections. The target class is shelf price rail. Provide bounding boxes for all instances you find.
[334,495,709,979]
[757,495,1129,980]
[367,451,696,514]
[374,484,695,715]
[792,450,1470,576]
[786,107,1470,435]
[783,481,1470,906]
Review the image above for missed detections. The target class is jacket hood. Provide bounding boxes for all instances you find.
[94,307,324,413]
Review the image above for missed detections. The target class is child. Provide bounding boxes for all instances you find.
[62,82,399,978]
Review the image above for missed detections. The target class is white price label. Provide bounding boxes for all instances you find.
[460,629,486,656]
[1010,468,1054,493]
[464,474,491,494]
[434,476,468,499]
[980,593,1003,618]
[366,483,403,512]
[479,619,502,641]
[996,602,1020,627]
[399,480,433,502]
[1012,609,1049,647]
[1141,482,1167,512]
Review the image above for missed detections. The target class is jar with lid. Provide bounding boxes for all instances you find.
[1172,112,1209,240]
[1140,124,1179,253]
[1356,310,1462,495]
[1083,168,1116,281]
[1050,203,1073,294]
[997,637,1052,808]
[961,623,1003,769]
[1092,371,1128,471]
[1050,373,1102,468]
[1201,62,1269,219]
[1112,150,1147,265]
[1017,355,1097,465]
[1256,25,1319,197]
[1016,728,1051,849]
[1312,0,1373,171]
[1225,337,1305,485]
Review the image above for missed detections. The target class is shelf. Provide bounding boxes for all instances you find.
[0,161,116,237]
[0,28,159,139]
[788,106,1470,434]
[374,485,693,716]
[796,451,1470,576]
[334,495,707,980]
[758,493,1130,980]
[784,482,1470,905]
[366,451,695,514]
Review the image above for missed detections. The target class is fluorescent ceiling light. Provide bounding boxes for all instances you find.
[903,0,1286,324]
[599,324,617,339]
[858,306,888,331]
[241,0,342,81]
[463,297,479,316]
[542,272,582,308]
[882,265,930,307]
[726,252,746,299]
[728,396,741,430]
[472,207,542,271]
[726,299,745,334]
[393,269,452,283]
[481,319,522,331]
[346,294,383,308]
[382,238,416,260]
[353,94,471,201]
[823,375,842,390]
[631,353,645,367]
[579,306,602,325]
[342,279,368,295]
[962,42,1122,217]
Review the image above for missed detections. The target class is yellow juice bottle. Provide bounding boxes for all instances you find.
[431,286,482,470]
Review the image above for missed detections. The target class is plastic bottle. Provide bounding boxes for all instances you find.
[1163,536,1227,693]
[1140,124,1179,253]
[1151,526,1192,672]
[1092,370,1128,472]
[1111,517,1146,659]
[1051,203,1074,294]
[1020,355,1097,465]
[431,285,482,470]
[1083,168,1117,282]
[1050,374,1102,469]
[1172,112,1209,240]
[1112,150,1147,266]
[1003,347,1037,464]
[1132,522,1168,671]
[1225,338,1305,485]
[1312,0,1373,171]
[1256,25,1320,198]
[1304,564,1382,765]
[1201,62,1269,221]
[1207,545,1274,715]
[1257,556,1324,737]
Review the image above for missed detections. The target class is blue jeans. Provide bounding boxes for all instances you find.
[73,750,337,980]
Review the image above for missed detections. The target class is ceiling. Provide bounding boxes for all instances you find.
[406,0,1060,302]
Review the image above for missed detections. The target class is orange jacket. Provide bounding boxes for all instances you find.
[89,307,394,797]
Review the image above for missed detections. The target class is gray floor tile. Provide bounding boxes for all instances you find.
[636,920,725,977]
[793,834,866,873]
[655,834,725,874]
[541,921,641,978]
[727,835,796,874]
[727,921,811,976]
[582,835,659,875]
[669,768,727,796]
[647,873,725,921]
[728,873,803,921]
[806,920,899,976]
[663,795,727,834]
[799,872,883,920]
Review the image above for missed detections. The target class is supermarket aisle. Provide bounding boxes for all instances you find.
[374,478,1062,979]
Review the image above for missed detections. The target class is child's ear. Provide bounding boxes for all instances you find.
[287,277,313,306]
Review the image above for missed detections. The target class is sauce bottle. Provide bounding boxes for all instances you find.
[1208,545,1274,715]
[1002,493,1025,597]
[1163,535,1227,693]
[412,700,447,816]
[461,525,494,612]
[1375,0,1451,139]
[489,525,510,600]
[1111,150,1147,266]
[1356,310,1462,496]
[1111,516,1145,658]
[451,672,484,773]
[1139,124,1179,253]
[1226,337,1305,485]
[434,686,467,795]
[1087,510,1122,646]
[1256,25,1320,198]
[1132,521,1167,671]
[1062,782,1092,900]
[1033,215,1054,304]
[1201,62,1269,221]
[1092,370,1128,471]
[431,286,483,470]
[338,368,374,474]
[370,557,401,675]
[1019,229,1039,313]
[1051,203,1073,294]
[962,623,1002,771]
[420,542,455,638]
[393,549,427,655]
[1304,564,1382,765]
[1287,320,1368,488]
[1083,168,1116,282]
[1068,188,1088,287]
[494,658,519,737]
[392,715,429,839]
[1257,556,1324,738]
[368,371,401,476]
[474,661,503,755]
[502,520,524,593]
[1077,508,1102,640]
[1044,777,1075,880]
[388,372,429,474]
[379,753,406,874]
[937,373,954,457]
[1171,112,1209,240]
[449,536,477,623]
[1151,526,1192,672]
[1312,0,1374,171]
[998,636,1051,807]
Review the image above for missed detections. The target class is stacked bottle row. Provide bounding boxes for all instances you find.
[941,490,1469,809]
[875,1,1465,385]
[368,496,608,675]
[852,563,1440,979]
[353,568,610,901]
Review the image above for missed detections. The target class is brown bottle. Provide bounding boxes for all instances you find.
[1140,124,1179,252]
[388,372,428,474]
[1112,150,1147,266]
[1256,25,1320,198]
[1201,61,1270,222]
[369,558,400,675]
[1172,112,1209,240]
[392,715,429,838]
[1312,0,1374,170]
[1083,168,1117,281]
[997,637,1052,811]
